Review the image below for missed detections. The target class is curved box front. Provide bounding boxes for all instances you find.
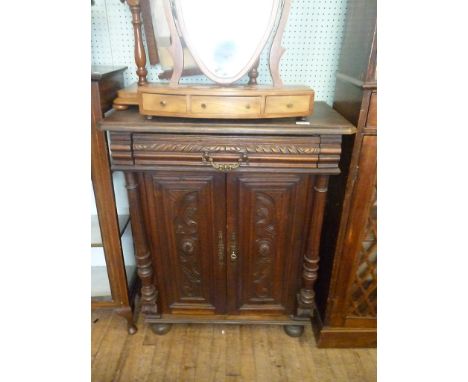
[134,84,315,119]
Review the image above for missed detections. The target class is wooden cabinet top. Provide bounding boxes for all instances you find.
[91,65,127,81]
[99,102,356,136]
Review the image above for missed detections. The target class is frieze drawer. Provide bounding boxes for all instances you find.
[108,133,342,172]
[265,95,312,115]
[140,93,187,115]
[191,96,261,116]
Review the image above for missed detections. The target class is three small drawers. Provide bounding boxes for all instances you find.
[140,93,313,118]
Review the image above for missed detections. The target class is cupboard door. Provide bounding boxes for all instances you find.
[227,173,311,315]
[144,171,226,314]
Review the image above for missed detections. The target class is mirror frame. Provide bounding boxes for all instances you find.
[171,0,281,85]
[163,0,292,87]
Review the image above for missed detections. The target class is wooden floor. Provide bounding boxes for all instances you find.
[92,308,376,382]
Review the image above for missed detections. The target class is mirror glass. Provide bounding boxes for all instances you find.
[150,0,198,71]
[174,0,280,83]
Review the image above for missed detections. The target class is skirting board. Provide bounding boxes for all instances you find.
[311,312,377,348]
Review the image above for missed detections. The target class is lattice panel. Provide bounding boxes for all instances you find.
[347,185,377,318]
[91,0,348,104]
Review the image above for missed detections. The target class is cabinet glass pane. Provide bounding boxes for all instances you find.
[91,184,112,300]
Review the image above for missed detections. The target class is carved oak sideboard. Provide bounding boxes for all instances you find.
[99,102,355,337]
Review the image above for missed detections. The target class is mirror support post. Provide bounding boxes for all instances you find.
[269,0,291,88]
[128,0,148,86]
[248,59,260,85]
[163,0,184,86]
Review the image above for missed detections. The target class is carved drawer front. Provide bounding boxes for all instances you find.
[265,95,312,115]
[366,92,377,128]
[191,96,261,116]
[125,134,341,171]
[140,93,187,114]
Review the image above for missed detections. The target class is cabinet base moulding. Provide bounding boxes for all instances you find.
[144,314,309,326]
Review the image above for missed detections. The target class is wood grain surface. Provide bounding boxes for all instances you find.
[91,305,376,381]
[101,102,356,136]
[136,85,314,119]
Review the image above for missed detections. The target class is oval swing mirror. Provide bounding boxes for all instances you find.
[172,0,281,84]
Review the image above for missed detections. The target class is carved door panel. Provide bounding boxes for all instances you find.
[143,171,226,314]
[226,173,311,315]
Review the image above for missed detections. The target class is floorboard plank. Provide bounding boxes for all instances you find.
[145,324,177,381]
[239,325,257,381]
[252,325,275,381]
[225,325,242,381]
[91,309,113,364]
[209,325,227,381]
[178,324,198,382]
[91,312,129,381]
[193,325,215,381]
[113,316,155,382]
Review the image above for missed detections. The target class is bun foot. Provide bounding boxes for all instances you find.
[150,323,172,335]
[283,325,304,337]
[113,104,129,110]
[127,324,138,335]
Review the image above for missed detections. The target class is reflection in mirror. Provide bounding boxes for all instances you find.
[149,0,198,71]
[174,0,281,83]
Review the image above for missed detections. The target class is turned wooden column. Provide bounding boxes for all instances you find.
[297,175,330,317]
[128,0,148,85]
[125,172,159,316]
[248,59,260,85]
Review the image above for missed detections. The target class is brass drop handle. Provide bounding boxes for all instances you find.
[287,103,293,109]
[202,151,248,172]
[160,100,167,107]
[201,103,207,109]
[230,231,238,261]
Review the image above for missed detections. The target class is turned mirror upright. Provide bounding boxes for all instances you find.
[114,0,315,119]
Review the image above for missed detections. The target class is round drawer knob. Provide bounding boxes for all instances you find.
[201,103,207,109]
[287,103,293,109]
[245,104,251,109]
[160,100,167,107]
